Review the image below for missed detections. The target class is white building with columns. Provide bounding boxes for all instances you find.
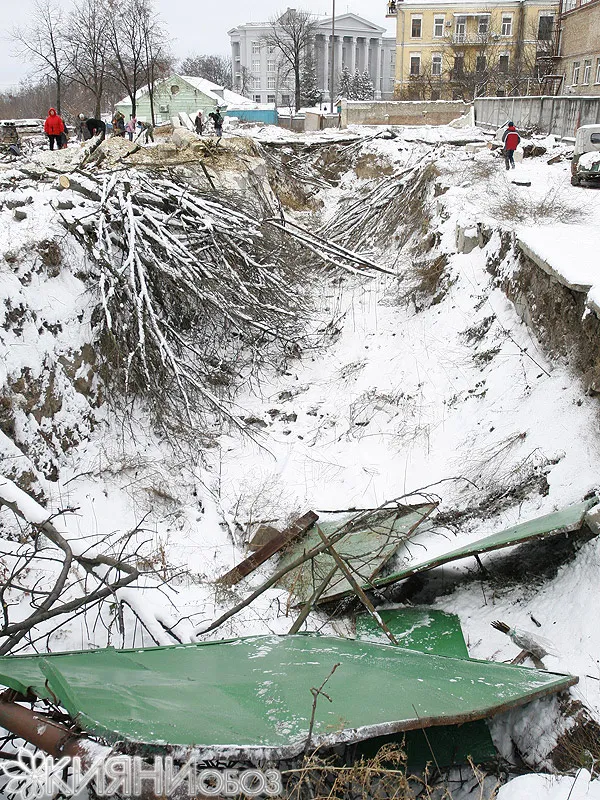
[229,12,396,106]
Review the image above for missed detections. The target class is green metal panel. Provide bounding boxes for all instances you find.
[319,499,598,604]
[0,635,576,759]
[279,505,435,605]
[355,609,495,764]
[356,608,470,659]
[358,721,496,768]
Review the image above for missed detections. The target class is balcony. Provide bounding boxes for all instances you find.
[386,0,397,17]
[451,32,498,44]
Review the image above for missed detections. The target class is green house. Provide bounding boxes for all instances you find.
[114,73,253,124]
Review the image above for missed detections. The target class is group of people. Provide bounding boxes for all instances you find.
[42,108,155,152]
[194,108,224,141]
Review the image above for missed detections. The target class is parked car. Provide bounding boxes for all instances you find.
[571,124,600,186]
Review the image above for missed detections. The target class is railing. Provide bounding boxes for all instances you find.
[452,32,495,44]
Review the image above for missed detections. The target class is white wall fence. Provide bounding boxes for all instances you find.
[475,95,600,140]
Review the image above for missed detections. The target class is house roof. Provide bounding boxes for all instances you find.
[115,74,253,110]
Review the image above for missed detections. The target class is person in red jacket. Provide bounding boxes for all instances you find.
[502,121,521,171]
[44,108,65,151]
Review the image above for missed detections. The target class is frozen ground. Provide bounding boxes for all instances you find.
[1,123,600,795]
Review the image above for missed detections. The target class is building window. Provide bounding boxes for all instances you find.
[431,89,441,100]
[281,94,291,105]
[537,15,553,41]
[499,54,509,73]
[476,55,486,73]
[501,15,512,36]
[410,53,421,75]
[453,54,464,77]
[595,57,600,84]
[253,94,261,103]
[267,76,276,89]
[583,59,591,84]
[267,94,276,104]
[455,16,466,42]
[267,59,276,73]
[251,41,260,55]
[267,44,276,55]
[433,15,444,37]
[572,61,580,84]
[432,53,442,76]
[478,16,489,35]
[411,16,422,38]
[252,59,260,73]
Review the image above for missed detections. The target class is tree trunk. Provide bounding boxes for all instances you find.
[56,73,61,115]
[295,63,301,112]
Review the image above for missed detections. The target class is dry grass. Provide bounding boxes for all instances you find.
[399,254,452,309]
[489,184,588,225]
[281,744,501,799]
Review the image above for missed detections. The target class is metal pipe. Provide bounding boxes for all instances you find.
[0,699,90,761]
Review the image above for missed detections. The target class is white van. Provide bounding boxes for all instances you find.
[571,124,600,186]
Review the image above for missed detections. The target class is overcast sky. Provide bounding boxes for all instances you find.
[0,1,395,92]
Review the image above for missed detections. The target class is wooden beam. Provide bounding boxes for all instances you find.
[219,511,318,586]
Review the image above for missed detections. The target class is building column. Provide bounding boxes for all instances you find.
[372,38,383,99]
[349,37,356,74]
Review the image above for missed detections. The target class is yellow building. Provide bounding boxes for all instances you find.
[386,0,558,99]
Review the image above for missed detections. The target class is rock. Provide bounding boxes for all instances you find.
[56,199,75,210]
[522,144,547,158]
[13,210,27,221]
[248,524,281,551]
[465,142,488,154]
[456,224,480,254]
[547,154,564,165]
[6,198,30,210]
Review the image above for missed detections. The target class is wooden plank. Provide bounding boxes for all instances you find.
[219,511,318,586]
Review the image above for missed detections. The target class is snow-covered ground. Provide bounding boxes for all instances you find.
[2,123,600,795]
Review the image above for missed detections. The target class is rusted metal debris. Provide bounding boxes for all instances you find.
[219,511,319,586]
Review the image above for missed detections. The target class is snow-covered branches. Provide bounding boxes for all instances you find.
[65,170,308,427]
[0,475,187,655]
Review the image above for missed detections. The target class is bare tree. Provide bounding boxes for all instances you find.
[106,0,164,118]
[65,0,112,119]
[10,0,69,114]
[265,8,317,112]
[180,54,233,89]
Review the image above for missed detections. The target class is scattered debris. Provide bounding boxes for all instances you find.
[219,511,318,586]
[322,498,598,604]
[279,502,437,606]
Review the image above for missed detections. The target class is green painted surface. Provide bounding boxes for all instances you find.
[355,608,496,764]
[0,634,576,758]
[279,505,435,605]
[356,608,470,659]
[321,499,597,604]
[359,721,496,767]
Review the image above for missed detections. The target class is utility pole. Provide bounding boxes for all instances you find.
[330,0,336,112]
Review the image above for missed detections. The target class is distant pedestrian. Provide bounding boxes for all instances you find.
[85,118,106,138]
[44,108,65,152]
[208,108,223,142]
[140,120,154,143]
[126,115,137,141]
[194,110,203,135]
[112,111,126,137]
[77,113,90,142]
[502,121,521,171]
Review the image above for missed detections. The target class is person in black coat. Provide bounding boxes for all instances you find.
[86,118,106,138]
